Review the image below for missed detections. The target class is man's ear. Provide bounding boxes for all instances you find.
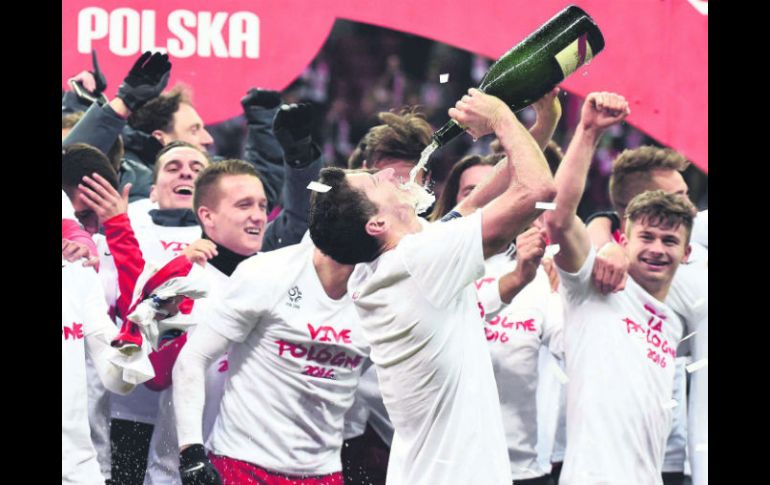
[197,206,212,228]
[149,185,158,203]
[365,214,388,238]
[682,244,692,264]
[618,231,628,248]
[152,130,168,145]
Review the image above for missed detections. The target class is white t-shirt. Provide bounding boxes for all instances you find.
[343,364,394,446]
[84,234,118,479]
[62,261,111,485]
[558,247,683,485]
[666,243,708,485]
[128,212,201,264]
[145,264,231,485]
[477,256,565,480]
[348,211,511,485]
[662,357,689,472]
[550,367,568,464]
[204,241,370,475]
[537,347,566,467]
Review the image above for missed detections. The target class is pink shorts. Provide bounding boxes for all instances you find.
[209,453,344,485]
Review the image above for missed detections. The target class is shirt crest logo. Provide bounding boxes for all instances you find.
[286,286,302,309]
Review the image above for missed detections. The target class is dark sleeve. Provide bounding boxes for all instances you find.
[62,91,92,115]
[242,106,285,212]
[261,153,323,251]
[584,210,621,234]
[63,103,126,155]
[119,159,155,202]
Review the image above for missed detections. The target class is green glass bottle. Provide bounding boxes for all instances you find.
[432,5,605,147]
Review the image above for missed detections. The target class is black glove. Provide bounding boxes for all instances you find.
[241,88,282,123]
[273,103,317,167]
[116,51,172,112]
[179,445,222,485]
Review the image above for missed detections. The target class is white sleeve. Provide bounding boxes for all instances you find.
[62,190,75,220]
[173,323,231,447]
[80,265,154,394]
[206,256,275,342]
[691,210,708,249]
[399,210,485,308]
[556,246,596,306]
[475,275,503,316]
[542,289,565,359]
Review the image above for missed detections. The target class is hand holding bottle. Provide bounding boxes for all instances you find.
[448,88,512,140]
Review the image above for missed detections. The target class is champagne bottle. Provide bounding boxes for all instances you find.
[433,5,605,147]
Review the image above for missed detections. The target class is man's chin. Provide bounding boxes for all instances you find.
[400,182,435,215]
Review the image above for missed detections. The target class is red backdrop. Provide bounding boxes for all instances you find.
[62,0,708,172]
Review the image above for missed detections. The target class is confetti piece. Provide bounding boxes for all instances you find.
[686,358,708,374]
[439,73,449,83]
[678,331,697,344]
[307,181,331,193]
[661,399,678,409]
[545,244,561,258]
[549,361,569,384]
[687,0,708,16]
[536,201,557,210]
[695,442,708,452]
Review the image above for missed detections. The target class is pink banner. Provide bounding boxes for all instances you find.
[62,0,708,172]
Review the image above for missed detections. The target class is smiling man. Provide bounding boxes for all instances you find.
[141,159,268,485]
[169,160,370,485]
[542,92,697,485]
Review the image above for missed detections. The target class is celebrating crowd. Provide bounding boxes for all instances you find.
[63,45,707,485]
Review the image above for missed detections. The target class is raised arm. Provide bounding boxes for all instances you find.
[528,87,562,151]
[452,89,561,217]
[448,89,556,259]
[64,51,172,153]
[262,103,324,251]
[545,92,630,273]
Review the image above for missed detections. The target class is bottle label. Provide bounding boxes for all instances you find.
[555,34,594,77]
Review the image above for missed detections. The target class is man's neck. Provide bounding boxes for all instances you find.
[380,215,424,253]
[205,235,254,277]
[630,271,672,302]
[312,248,354,300]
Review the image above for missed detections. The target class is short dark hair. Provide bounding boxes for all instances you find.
[429,153,502,221]
[193,159,264,218]
[625,190,696,244]
[363,107,432,166]
[128,86,190,134]
[62,143,119,196]
[152,140,210,182]
[610,146,689,208]
[309,167,382,265]
[347,138,367,169]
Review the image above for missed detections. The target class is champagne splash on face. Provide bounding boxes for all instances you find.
[409,141,439,186]
[399,180,435,215]
[403,141,439,215]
